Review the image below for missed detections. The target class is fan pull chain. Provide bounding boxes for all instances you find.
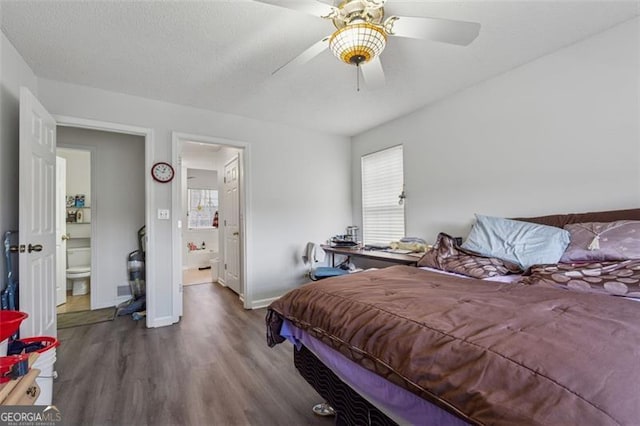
[356,63,360,92]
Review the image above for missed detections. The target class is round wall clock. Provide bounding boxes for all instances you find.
[151,162,175,183]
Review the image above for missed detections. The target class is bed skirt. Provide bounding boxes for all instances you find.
[293,344,397,426]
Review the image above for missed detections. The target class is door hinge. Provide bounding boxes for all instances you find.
[224,219,227,226]
[224,264,227,270]
[224,177,226,183]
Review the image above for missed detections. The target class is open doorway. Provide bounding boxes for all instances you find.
[55,147,92,314]
[182,168,219,287]
[171,133,249,320]
[55,127,145,320]
[17,87,156,335]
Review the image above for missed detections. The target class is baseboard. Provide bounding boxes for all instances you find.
[250,296,280,309]
[216,278,227,287]
[92,300,116,310]
[116,294,132,306]
[115,295,131,306]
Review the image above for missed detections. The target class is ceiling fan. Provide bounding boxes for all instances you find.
[255,0,481,89]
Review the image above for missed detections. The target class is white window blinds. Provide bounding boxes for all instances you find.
[361,145,405,245]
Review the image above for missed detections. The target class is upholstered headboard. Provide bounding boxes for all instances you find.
[515,208,640,228]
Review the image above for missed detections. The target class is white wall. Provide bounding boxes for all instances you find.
[352,17,640,243]
[0,32,38,292]
[57,127,145,309]
[187,168,217,190]
[37,78,352,317]
[57,147,91,205]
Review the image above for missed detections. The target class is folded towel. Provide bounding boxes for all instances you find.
[390,241,428,253]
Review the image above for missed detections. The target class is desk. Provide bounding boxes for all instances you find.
[321,245,420,267]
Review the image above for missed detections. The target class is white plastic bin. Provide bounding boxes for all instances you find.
[34,346,56,405]
[18,337,59,406]
[210,257,219,283]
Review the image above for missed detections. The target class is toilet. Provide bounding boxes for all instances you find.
[67,247,91,296]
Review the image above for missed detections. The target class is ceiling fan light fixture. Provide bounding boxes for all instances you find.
[329,22,386,66]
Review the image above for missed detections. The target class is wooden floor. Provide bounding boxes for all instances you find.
[53,283,333,426]
[56,291,90,314]
[183,268,214,286]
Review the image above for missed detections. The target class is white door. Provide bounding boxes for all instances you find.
[55,157,67,306]
[223,155,241,295]
[19,87,57,338]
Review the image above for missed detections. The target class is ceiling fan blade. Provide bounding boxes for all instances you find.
[386,16,481,46]
[254,0,338,19]
[272,36,331,75]
[360,57,385,89]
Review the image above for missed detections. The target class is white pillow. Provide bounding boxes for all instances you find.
[461,214,570,270]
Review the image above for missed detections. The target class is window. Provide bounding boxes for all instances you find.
[187,189,219,229]
[361,145,405,245]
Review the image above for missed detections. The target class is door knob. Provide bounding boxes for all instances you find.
[61,234,70,241]
[28,244,43,253]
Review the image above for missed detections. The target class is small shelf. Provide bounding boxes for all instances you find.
[66,207,91,224]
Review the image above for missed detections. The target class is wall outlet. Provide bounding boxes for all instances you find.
[157,209,170,220]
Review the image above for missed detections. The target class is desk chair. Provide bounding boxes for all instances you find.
[302,242,348,281]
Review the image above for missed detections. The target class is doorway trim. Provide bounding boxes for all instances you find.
[53,115,158,328]
[171,132,252,318]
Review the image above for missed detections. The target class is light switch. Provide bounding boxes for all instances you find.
[157,209,170,220]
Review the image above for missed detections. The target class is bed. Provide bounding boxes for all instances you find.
[266,208,640,425]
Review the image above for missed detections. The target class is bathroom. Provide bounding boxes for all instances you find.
[182,167,219,286]
[56,147,92,313]
[180,142,237,286]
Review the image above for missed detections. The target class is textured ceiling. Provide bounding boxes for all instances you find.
[1,0,638,136]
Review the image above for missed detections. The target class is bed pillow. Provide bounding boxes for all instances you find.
[560,220,640,263]
[461,214,570,270]
[522,261,640,299]
[418,233,522,278]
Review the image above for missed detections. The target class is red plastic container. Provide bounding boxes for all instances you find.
[14,336,59,353]
[0,311,28,342]
[0,354,29,383]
